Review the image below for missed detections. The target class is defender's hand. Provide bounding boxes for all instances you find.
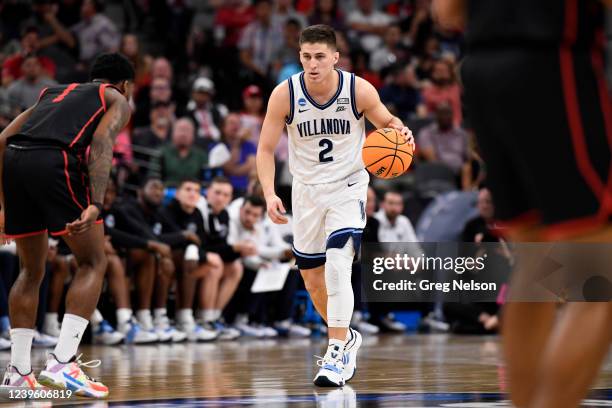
[389,124,416,152]
[66,205,100,235]
[265,194,288,224]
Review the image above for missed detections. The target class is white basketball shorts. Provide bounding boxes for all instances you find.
[291,169,369,269]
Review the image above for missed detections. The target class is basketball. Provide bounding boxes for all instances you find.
[362,128,413,179]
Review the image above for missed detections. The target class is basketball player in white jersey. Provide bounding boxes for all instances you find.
[257,24,415,387]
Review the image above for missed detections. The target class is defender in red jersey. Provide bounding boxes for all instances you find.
[0,53,133,398]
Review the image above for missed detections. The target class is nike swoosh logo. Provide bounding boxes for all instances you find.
[298,108,309,113]
[348,182,357,187]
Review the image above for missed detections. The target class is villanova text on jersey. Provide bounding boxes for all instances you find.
[296,118,352,138]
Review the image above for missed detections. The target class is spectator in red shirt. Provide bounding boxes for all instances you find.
[2,26,56,86]
[214,0,255,48]
[421,58,462,126]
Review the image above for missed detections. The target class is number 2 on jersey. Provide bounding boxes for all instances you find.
[319,138,333,162]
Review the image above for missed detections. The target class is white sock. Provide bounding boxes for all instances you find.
[177,309,195,325]
[45,313,58,328]
[137,309,153,330]
[53,314,88,363]
[90,309,104,327]
[212,309,222,321]
[116,308,132,326]
[10,328,35,374]
[153,308,167,321]
[202,309,216,323]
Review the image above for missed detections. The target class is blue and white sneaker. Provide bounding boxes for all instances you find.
[92,320,124,345]
[342,328,362,383]
[154,316,187,343]
[32,330,58,348]
[313,343,345,387]
[119,320,158,344]
[180,322,218,342]
[214,321,240,341]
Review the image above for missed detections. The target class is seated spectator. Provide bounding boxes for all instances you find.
[195,177,248,338]
[462,185,498,244]
[2,26,56,87]
[274,0,308,29]
[369,24,410,74]
[272,18,302,82]
[131,100,176,183]
[379,64,425,121]
[444,186,503,334]
[186,77,228,147]
[161,179,227,341]
[309,0,345,32]
[372,190,421,332]
[347,0,394,53]
[214,0,255,49]
[111,177,201,341]
[70,0,121,64]
[417,102,470,188]
[209,113,257,197]
[156,118,209,187]
[421,58,462,126]
[375,190,420,243]
[239,85,264,146]
[134,76,173,127]
[238,0,283,86]
[7,54,57,111]
[120,33,152,97]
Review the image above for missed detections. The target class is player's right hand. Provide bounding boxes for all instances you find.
[66,205,100,235]
[183,231,202,246]
[265,194,288,224]
[147,241,172,258]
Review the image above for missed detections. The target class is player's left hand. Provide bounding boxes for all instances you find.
[66,205,100,235]
[389,124,416,152]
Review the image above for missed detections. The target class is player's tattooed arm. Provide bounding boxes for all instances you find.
[88,89,131,206]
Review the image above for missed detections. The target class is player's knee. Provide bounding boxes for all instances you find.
[325,240,354,296]
[224,261,243,280]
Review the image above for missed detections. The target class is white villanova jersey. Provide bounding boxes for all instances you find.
[285,69,366,184]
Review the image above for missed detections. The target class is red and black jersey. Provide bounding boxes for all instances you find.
[9,82,114,153]
[465,0,605,51]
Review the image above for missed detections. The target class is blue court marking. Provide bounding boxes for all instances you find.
[104,389,612,407]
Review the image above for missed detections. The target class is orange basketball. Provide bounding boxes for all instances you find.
[362,128,413,179]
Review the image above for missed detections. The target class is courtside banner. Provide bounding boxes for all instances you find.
[361,242,612,302]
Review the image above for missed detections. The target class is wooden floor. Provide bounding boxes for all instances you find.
[2,334,612,406]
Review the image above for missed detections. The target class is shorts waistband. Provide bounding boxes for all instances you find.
[8,143,66,151]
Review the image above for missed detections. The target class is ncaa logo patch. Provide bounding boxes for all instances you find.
[298,98,307,107]
[187,222,197,233]
[337,98,349,104]
[153,222,162,236]
[105,214,115,228]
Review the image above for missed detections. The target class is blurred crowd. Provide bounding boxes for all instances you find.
[0,0,510,348]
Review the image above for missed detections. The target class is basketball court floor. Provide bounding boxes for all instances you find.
[1,334,611,407]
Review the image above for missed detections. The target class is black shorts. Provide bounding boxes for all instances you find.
[462,46,612,239]
[3,145,96,238]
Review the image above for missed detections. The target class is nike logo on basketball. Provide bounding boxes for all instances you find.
[348,182,357,187]
[298,108,310,113]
